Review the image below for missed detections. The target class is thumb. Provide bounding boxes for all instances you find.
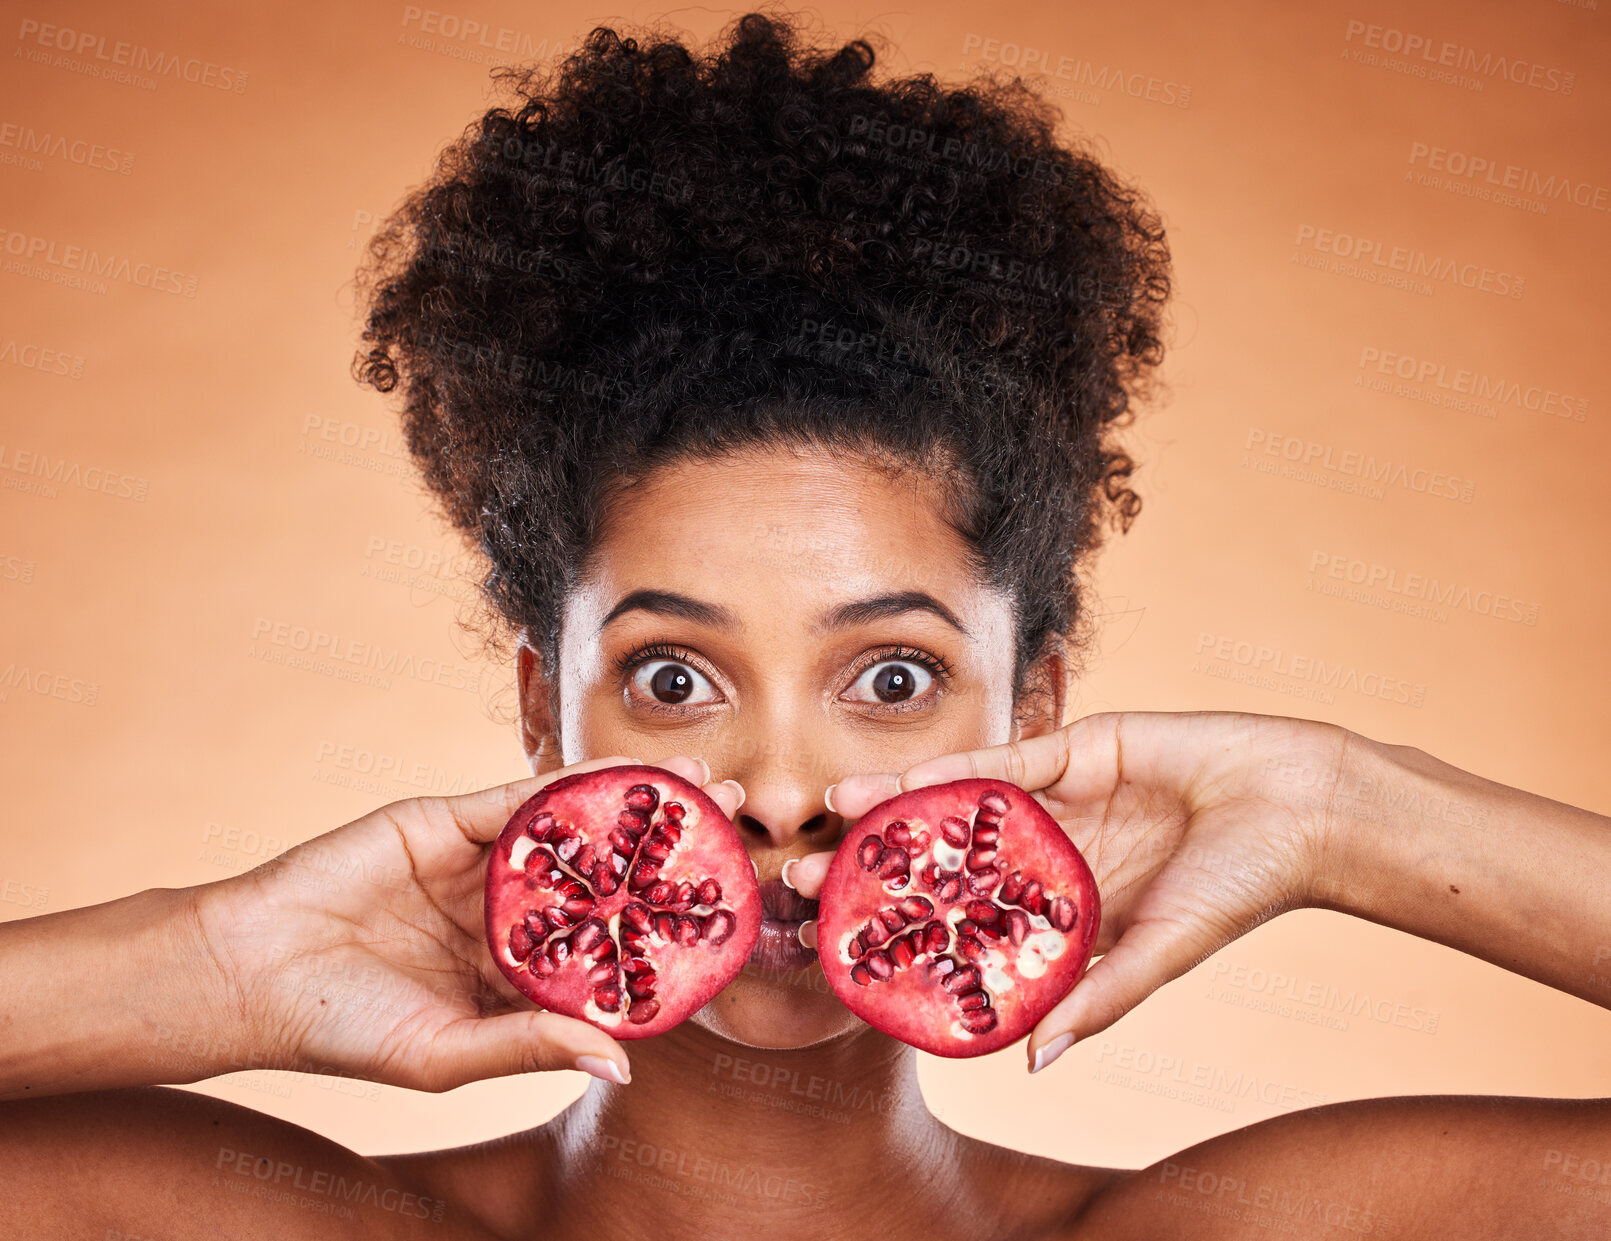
[1025,915,1217,1073]
[404,1011,632,1091]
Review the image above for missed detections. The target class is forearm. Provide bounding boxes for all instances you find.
[0,885,248,1099]
[1313,733,1611,1008]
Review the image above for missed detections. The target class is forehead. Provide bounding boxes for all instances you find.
[574,445,994,624]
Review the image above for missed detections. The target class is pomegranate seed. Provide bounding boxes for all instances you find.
[926,956,957,981]
[940,816,970,847]
[923,922,949,953]
[526,811,555,841]
[964,900,1001,924]
[967,867,1001,895]
[548,938,572,967]
[966,846,998,871]
[593,869,620,897]
[1005,909,1031,945]
[864,950,894,981]
[876,846,911,880]
[697,878,722,904]
[593,986,622,1013]
[587,961,617,985]
[1021,880,1046,915]
[979,790,1009,816]
[862,919,890,948]
[851,962,873,986]
[628,997,661,1025]
[573,843,597,875]
[571,919,607,954]
[561,896,595,919]
[616,812,647,838]
[1049,896,1078,932]
[975,921,1003,942]
[509,925,534,960]
[999,871,1025,904]
[848,934,867,959]
[899,896,934,920]
[957,936,983,962]
[675,916,701,946]
[858,836,884,871]
[624,784,658,813]
[890,937,916,970]
[702,910,736,945]
[956,989,990,1012]
[675,881,697,905]
[960,1007,999,1035]
[543,906,573,931]
[642,839,671,864]
[523,910,549,940]
[628,864,656,892]
[886,822,911,847]
[943,965,981,994]
[972,824,1000,846]
[919,862,941,886]
[654,912,677,941]
[907,830,931,854]
[552,832,581,862]
[525,849,561,881]
[621,956,651,976]
[957,918,979,938]
[644,881,675,905]
[627,973,658,999]
[530,953,558,977]
[937,876,963,902]
[621,902,652,933]
[879,908,906,933]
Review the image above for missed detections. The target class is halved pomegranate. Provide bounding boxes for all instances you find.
[484,765,761,1038]
[817,778,1099,1057]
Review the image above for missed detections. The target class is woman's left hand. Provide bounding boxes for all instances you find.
[790,711,1353,1072]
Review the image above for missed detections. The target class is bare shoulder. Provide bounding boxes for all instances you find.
[0,1086,489,1239]
[1059,1093,1611,1241]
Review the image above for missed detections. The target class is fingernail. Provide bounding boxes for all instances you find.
[1030,1033,1076,1074]
[780,858,798,890]
[823,783,839,814]
[722,779,745,809]
[797,920,818,949]
[697,757,712,783]
[575,1054,630,1085]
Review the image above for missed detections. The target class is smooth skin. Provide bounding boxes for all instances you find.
[2,445,1608,1240]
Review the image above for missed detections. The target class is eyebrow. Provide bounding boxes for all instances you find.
[598,587,970,638]
[814,591,971,638]
[599,590,739,632]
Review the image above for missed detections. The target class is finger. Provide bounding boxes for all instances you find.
[1025,915,1217,1073]
[412,1010,632,1091]
[825,772,903,820]
[899,728,1078,796]
[440,755,646,844]
[702,779,746,820]
[779,851,835,899]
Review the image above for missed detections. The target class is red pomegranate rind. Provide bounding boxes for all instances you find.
[484,765,761,1038]
[817,778,1099,1057]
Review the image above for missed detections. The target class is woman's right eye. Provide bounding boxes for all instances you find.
[628,659,719,706]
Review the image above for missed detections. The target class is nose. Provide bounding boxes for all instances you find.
[715,744,840,855]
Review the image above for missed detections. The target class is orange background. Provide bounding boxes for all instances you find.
[2,0,1608,1168]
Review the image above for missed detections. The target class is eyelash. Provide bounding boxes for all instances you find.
[610,641,956,699]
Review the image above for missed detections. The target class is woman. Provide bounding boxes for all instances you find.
[3,12,1607,1237]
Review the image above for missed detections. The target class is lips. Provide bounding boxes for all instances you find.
[749,877,818,973]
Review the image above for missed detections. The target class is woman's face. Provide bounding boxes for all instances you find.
[524,443,1036,1049]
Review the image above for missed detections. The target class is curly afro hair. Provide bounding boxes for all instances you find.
[353,8,1171,716]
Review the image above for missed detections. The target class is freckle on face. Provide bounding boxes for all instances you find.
[542,444,1024,1048]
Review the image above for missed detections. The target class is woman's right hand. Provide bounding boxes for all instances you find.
[188,754,738,1091]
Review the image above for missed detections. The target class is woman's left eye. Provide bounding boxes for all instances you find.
[843,659,937,705]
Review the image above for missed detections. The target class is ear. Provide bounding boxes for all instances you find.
[1011,639,1068,742]
[516,633,563,777]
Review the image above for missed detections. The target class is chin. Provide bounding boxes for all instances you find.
[690,964,865,1049]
